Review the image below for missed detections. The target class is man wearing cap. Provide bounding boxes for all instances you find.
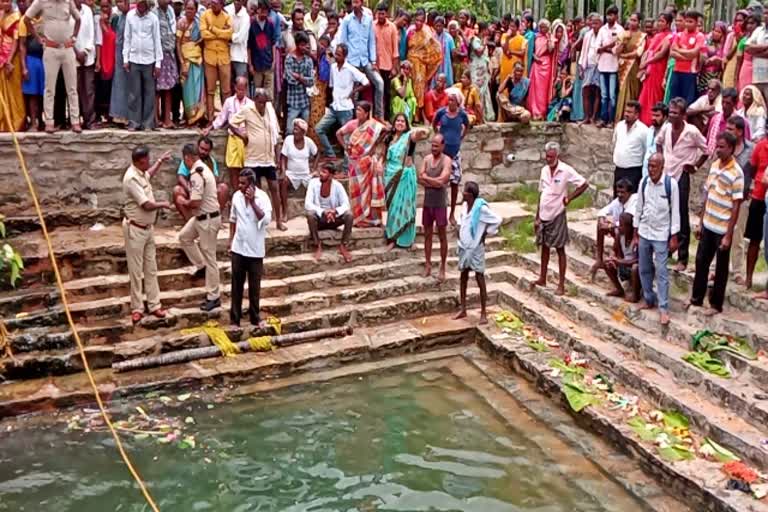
[23,0,83,133]
[177,143,223,312]
[123,0,163,130]
[122,146,172,324]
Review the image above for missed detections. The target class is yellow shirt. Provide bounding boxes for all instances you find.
[199,8,233,66]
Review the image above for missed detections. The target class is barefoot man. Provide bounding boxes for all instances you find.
[305,163,354,262]
[419,133,453,281]
[533,141,589,295]
[454,181,501,324]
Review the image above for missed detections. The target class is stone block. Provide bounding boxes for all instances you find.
[471,152,493,170]
[512,147,541,161]
[482,137,505,152]
[490,161,542,183]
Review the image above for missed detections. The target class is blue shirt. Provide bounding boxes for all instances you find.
[340,11,376,67]
[509,77,530,106]
[248,18,277,71]
[178,157,219,178]
[642,124,663,178]
[433,107,469,158]
[269,10,282,47]
[398,26,407,61]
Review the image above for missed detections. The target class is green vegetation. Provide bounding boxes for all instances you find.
[0,215,23,288]
[506,183,539,212]
[567,192,594,211]
[501,217,537,254]
[755,256,767,275]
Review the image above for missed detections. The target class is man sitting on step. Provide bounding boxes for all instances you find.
[604,212,641,303]
[305,162,354,263]
[589,178,637,281]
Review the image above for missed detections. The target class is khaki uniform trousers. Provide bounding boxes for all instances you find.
[730,198,750,279]
[179,215,221,301]
[43,46,79,123]
[123,219,161,314]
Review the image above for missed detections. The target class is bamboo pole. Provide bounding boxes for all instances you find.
[112,325,354,372]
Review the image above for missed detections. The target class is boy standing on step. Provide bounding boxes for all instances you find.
[454,182,501,324]
[533,141,589,296]
[687,132,745,316]
[122,146,172,325]
[632,152,680,326]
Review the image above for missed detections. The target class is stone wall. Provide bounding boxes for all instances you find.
[0,123,618,221]
[0,130,228,218]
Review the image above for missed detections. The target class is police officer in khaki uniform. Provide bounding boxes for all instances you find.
[122,146,172,324]
[176,143,223,311]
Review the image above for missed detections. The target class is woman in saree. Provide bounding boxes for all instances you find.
[737,13,759,92]
[527,19,555,121]
[614,12,646,123]
[468,28,493,122]
[570,19,591,122]
[638,12,673,126]
[0,0,25,132]
[176,0,205,126]
[546,67,573,122]
[552,19,570,75]
[499,18,527,87]
[663,11,685,104]
[406,8,442,123]
[523,14,535,77]
[433,16,455,86]
[698,21,727,96]
[723,11,747,88]
[390,60,417,123]
[309,34,332,145]
[448,20,468,85]
[336,102,388,228]
[737,85,767,142]
[455,68,483,125]
[384,113,428,250]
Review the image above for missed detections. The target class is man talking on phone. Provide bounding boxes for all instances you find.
[229,169,272,328]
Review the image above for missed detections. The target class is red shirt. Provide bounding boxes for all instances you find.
[673,31,706,73]
[424,89,449,124]
[750,138,768,200]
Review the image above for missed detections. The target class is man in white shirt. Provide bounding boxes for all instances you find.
[315,43,369,158]
[612,100,648,193]
[595,5,623,128]
[590,178,637,280]
[123,0,163,130]
[225,0,250,78]
[74,0,97,129]
[305,162,354,262]
[577,13,601,125]
[633,152,681,325]
[229,168,272,327]
[305,0,327,37]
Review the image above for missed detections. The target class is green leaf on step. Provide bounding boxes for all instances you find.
[661,411,690,430]
[682,351,731,378]
[134,433,150,441]
[527,339,549,352]
[158,396,173,404]
[701,438,740,463]
[627,417,661,442]
[563,382,600,412]
[657,444,695,462]
[177,393,192,402]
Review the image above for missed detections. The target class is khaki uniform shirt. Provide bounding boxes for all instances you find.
[25,0,80,45]
[189,160,220,216]
[122,165,157,226]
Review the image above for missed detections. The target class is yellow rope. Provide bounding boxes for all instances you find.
[181,320,239,357]
[266,315,281,335]
[0,96,161,512]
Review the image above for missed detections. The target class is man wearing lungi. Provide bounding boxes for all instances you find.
[454,181,501,324]
[533,141,589,295]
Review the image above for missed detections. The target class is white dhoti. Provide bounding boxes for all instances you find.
[457,199,502,274]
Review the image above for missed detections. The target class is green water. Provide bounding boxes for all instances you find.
[1,366,646,511]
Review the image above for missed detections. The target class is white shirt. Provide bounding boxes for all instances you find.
[598,194,638,226]
[281,135,317,182]
[612,120,648,168]
[737,107,767,142]
[75,4,96,67]
[225,3,250,63]
[595,23,624,73]
[123,8,163,67]
[304,11,327,38]
[458,201,502,251]
[634,176,681,241]
[229,188,272,258]
[305,177,350,217]
[330,60,369,111]
[579,29,600,68]
[689,93,722,113]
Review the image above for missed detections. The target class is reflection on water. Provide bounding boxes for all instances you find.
[0,366,647,511]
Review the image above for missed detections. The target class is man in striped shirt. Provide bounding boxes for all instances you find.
[687,131,745,315]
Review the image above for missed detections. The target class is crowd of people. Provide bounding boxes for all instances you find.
[4,0,768,327]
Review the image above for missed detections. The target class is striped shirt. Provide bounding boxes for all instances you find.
[702,157,744,235]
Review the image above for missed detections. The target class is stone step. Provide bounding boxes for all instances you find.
[508,249,768,391]
[489,263,768,437]
[9,201,528,286]
[0,286,493,381]
[1,238,506,317]
[6,250,513,337]
[489,280,768,471]
[567,218,768,316]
